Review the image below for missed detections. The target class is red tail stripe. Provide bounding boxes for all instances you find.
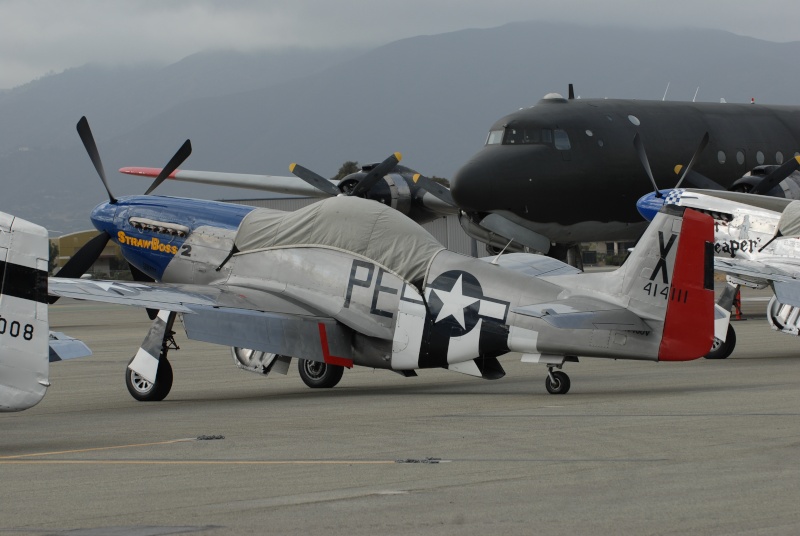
[658,209,715,361]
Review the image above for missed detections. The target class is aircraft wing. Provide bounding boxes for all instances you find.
[119,167,333,198]
[513,296,652,331]
[713,257,798,285]
[48,278,355,365]
[714,257,800,308]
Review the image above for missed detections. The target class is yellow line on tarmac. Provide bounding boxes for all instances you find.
[0,460,396,466]
[0,438,195,459]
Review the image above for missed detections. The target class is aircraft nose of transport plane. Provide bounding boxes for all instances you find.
[451,145,553,213]
[451,148,504,212]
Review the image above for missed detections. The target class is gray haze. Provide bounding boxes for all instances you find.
[1,0,799,89]
[3,21,800,232]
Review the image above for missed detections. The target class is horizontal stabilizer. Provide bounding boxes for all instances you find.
[48,332,92,362]
[514,297,651,331]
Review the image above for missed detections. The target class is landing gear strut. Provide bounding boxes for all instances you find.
[545,368,571,395]
[125,311,179,401]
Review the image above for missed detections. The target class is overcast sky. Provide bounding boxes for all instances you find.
[1,0,798,89]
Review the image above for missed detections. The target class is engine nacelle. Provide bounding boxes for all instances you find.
[731,167,800,199]
[339,165,446,224]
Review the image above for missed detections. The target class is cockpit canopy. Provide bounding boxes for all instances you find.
[486,126,571,149]
[234,196,445,283]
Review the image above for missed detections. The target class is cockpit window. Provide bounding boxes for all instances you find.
[501,127,554,145]
[554,129,571,150]
[486,130,503,145]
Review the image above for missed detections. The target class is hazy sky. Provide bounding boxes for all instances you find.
[1,0,798,89]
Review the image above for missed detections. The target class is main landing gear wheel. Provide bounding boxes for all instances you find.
[125,356,174,401]
[705,324,736,360]
[545,369,571,395]
[298,359,344,389]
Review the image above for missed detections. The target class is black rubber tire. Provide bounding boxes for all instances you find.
[705,324,736,360]
[545,370,571,394]
[125,356,173,401]
[297,359,344,389]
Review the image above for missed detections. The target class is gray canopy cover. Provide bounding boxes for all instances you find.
[778,200,800,238]
[234,196,445,282]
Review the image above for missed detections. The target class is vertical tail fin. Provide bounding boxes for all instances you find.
[621,206,715,361]
[0,212,50,411]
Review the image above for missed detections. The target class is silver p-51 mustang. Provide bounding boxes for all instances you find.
[0,119,717,409]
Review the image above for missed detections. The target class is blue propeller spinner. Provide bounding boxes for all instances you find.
[636,189,685,222]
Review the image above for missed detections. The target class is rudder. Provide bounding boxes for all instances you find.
[620,206,715,361]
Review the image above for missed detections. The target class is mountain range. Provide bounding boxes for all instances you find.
[2,21,800,232]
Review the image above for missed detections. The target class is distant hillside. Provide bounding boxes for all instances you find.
[2,21,800,232]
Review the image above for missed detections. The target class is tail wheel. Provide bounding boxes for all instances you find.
[545,370,571,395]
[125,356,173,401]
[297,359,344,389]
[705,324,736,359]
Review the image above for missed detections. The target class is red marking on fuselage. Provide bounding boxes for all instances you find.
[318,323,353,368]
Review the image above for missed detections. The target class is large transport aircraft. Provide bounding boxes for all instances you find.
[0,118,718,406]
[122,87,800,267]
[450,88,800,261]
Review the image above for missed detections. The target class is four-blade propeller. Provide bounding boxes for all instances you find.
[55,117,192,286]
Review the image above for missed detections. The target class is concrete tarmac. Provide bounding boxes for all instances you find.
[1,293,799,535]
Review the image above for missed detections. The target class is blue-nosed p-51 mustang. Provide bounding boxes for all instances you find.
[1,118,717,407]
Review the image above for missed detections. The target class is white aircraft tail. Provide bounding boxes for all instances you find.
[619,206,715,360]
[548,206,715,361]
[0,212,50,412]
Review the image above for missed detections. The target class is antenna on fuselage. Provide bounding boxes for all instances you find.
[568,83,575,100]
[490,238,516,265]
[692,87,700,102]
[662,82,670,101]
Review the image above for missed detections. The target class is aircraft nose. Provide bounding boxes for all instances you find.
[451,150,501,212]
[452,146,550,212]
[90,201,117,233]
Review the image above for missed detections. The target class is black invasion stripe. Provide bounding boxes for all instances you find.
[0,260,48,304]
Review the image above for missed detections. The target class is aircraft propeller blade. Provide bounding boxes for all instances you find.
[674,132,709,188]
[633,133,661,197]
[750,155,800,195]
[348,152,402,197]
[411,173,455,206]
[53,232,110,280]
[679,170,725,190]
[289,163,342,196]
[144,140,193,195]
[76,116,116,204]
